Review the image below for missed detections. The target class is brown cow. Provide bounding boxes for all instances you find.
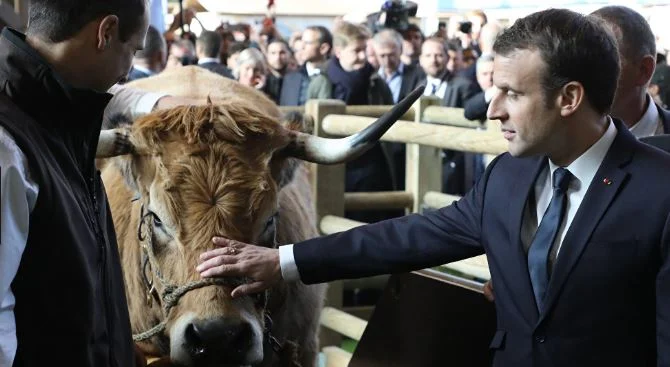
[97,66,422,366]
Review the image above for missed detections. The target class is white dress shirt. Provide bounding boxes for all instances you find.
[280,118,618,283]
[423,75,447,99]
[628,94,663,138]
[305,62,322,78]
[198,57,221,65]
[0,86,165,366]
[378,63,404,104]
[522,118,617,259]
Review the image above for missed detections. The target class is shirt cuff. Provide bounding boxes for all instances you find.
[278,244,300,282]
[134,92,168,117]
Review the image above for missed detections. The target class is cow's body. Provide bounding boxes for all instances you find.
[102,66,326,366]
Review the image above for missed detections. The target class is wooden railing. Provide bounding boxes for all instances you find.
[303,97,506,366]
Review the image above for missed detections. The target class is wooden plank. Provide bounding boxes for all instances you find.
[344,191,413,210]
[319,307,368,341]
[280,105,414,121]
[322,346,353,367]
[321,115,508,155]
[349,272,496,367]
[406,97,443,213]
[441,255,491,281]
[423,191,460,209]
[305,99,347,349]
[319,215,365,236]
[422,105,486,129]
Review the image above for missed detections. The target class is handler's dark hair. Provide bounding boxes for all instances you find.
[493,8,620,115]
[27,0,147,43]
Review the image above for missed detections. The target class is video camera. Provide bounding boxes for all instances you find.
[367,0,418,34]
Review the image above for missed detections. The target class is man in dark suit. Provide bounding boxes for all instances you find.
[419,37,477,107]
[592,6,670,137]
[125,25,165,82]
[483,5,670,302]
[420,36,479,195]
[372,28,426,190]
[464,53,495,121]
[195,30,234,79]
[279,26,332,106]
[197,9,670,366]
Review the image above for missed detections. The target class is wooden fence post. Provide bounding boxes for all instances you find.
[304,99,347,349]
[406,96,443,213]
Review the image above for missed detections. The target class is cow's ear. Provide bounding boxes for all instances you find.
[280,111,313,134]
[112,154,143,195]
[273,111,313,188]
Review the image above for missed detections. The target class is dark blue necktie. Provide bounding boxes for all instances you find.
[528,167,573,312]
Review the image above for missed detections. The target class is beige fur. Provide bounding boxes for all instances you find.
[103,67,325,366]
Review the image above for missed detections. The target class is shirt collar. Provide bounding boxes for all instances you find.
[131,64,155,76]
[306,62,322,77]
[548,117,618,190]
[628,94,660,138]
[378,63,404,79]
[426,75,444,87]
[198,57,220,65]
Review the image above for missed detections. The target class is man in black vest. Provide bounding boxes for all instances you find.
[0,1,149,366]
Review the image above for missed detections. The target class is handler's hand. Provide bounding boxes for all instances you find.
[197,237,282,298]
[483,279,495,302]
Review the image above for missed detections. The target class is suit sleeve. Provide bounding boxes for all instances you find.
[292,154,502,284]
[307,75,332,101]
[658,213,670,365]
[464,92,488,121]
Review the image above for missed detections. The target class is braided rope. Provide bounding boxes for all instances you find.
[132,278,233,341]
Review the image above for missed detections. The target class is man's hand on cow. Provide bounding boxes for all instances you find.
[197,237,282,298]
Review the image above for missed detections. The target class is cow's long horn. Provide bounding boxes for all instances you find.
[96,128,134,158]
[284,85,424,164]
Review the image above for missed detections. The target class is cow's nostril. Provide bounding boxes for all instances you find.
[184,323,206,356]
[183,318,254,363]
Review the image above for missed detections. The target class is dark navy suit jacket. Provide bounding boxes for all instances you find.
[294,119,670,366]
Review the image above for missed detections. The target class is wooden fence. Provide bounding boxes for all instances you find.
[283,97,507,365]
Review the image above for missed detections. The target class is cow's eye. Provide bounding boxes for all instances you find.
[264,215,275,231]
[151,212,163,228]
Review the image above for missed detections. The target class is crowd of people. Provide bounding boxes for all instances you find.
[2,1,670,366]
[124,8,515,222]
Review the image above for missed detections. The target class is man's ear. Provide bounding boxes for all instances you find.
[558,81,584,117]
[333,46,342,59]
[639,54,656,87]
[319,43,331,57]
[97,15,120,51]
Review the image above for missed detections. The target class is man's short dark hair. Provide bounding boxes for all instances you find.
[27,0,147,43]
[196,30,222,58]
[134,25,165,59]
[590,6,656,65]
[446,39,462,53]
[402,23,424,41]
[306,25,333,54]
[269,39,292,54]
[493,8,619,115]
[228,42,247,56]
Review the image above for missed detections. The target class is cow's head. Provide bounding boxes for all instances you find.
[98,88,422,366]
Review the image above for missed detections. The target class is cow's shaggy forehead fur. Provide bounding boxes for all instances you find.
[130,100,291,245]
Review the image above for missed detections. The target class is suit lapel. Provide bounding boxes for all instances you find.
[539,121,634,322]
[399,67,412,101]
[505,157,547,324]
